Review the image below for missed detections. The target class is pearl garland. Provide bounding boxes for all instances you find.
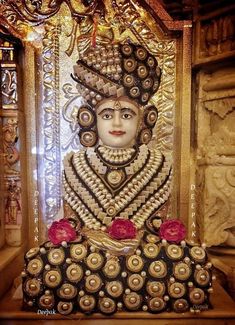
[97,146,136,164]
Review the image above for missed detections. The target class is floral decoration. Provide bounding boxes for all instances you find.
[48,218,77,245]
[159,219,186,243]
[108,219,137,240]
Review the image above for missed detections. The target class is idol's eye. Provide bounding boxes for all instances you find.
[121,113,133,119]
[101,113,113,120]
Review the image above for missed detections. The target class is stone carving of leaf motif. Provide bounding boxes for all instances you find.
[204,98,235,119]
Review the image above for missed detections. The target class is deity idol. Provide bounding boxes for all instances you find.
[22,43,213,315]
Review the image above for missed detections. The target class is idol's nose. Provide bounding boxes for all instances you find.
[112,110,122,128]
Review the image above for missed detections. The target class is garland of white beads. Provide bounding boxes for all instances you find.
[97,146,136,164]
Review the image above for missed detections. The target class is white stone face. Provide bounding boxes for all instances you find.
[96,96,140,148]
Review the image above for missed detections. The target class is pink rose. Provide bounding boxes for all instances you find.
[48,219,77,245]
[108,219,137,240]
[159,219,186,243]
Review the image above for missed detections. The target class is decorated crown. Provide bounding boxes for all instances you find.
[72,43,161,107]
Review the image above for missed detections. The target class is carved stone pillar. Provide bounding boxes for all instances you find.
[197,67,235,248]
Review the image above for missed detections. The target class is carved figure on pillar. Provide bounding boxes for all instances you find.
[22,42,213,315]
[2,118,20,175]
[5,179,21,225]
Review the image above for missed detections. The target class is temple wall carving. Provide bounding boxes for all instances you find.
[196,67,235,247]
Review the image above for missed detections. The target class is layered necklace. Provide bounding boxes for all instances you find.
[63,144,171,231]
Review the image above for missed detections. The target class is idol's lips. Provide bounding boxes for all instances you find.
[109,130,126,136]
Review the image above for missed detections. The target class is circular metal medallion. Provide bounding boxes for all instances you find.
[99,297,116,314]
[146,281,165,297]
[174,262,191,281]
[57,301,73,315]
[107,170,123,186]
[190,246,206,262]
[25,247,40,259]
[48,248,65,266]
[79,295,96,312]
[126,255,144,272]
[148,297,165,312]
[168,282,186,298]
[57,283,77,299]
[106,205,116,217]
[66,263,83,283]
[70,244,87,261]
[106,281,123,298]
[127,274,144,291]
[86,253,104,271]
[103,259,121,278]
[124,292,142,310]
[189,288,205,305]
[143,243,159,259]
[85,274,102,293]
[27,258,43,276]
[39,294,55,309]
[24,278,41,297]
[194,269,210,286]
[173,298,189,313]
[166,244,184,260]
[148,260,167,278]
[146,234,159,243]
[44,269,62,288]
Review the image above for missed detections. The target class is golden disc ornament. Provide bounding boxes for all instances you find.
[44,270,62,288]
[148,260,167,278]
[66,263,83,283]
[48,248,65,266]
[27,258,43,276]
[70,244,87,261]
[146,281,165,297]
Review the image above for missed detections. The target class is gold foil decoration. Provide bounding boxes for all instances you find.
[66,263,83,283]
[189,288,205,305]
[48,248,65,266]
[106,281,123,298]
[98,297,116,314]
[168,282,186,299]
[173,299,189,312]
[146,281,165,297]
[84,229,141,256]
[85,274,102,293]
[27,258,43,276]
[107,170,123,186]
[44,270,62,288]
[166,244,183,260]
[103,258,121,278]
[86,252,104,271]
[146,234,159,244]
[173,262,191,281]
[39,294,55,309]
[194,269,210,286]
[190,247,206,262]
[79,295,96,312]
[124,292,142,310]
[126,255,144,272]
[24,278,41,297]
[127,274,144,291]
[148,260,167,278]
[70,243,87,261]
[25,247,40,259]
[57,283,77,299]
[57,301,73,315]
[143,243,159,259]
[148,297,165,312]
